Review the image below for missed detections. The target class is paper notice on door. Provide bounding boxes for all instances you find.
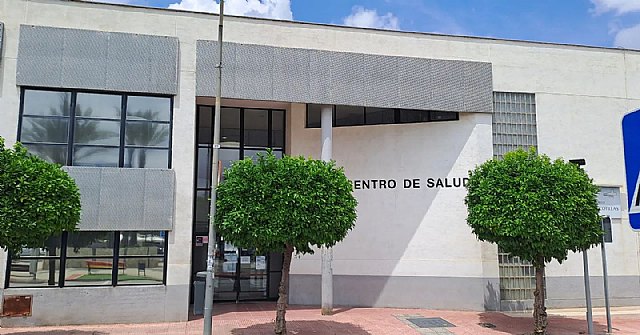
[225,253,237,263]
[223,262,236,273]
[240,256,251,264]
[256,256,266,270]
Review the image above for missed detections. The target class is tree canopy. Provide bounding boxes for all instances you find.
[0,137,81,255]
[215,152,358,255]
[215,151,357,335]
[465,148,602,266]
[465,148,603,334]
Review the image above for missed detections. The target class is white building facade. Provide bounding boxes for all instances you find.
[0,0,638,326]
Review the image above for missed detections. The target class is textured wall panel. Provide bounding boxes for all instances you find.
[196,41,236,98]
[329,51,365,106]
[63,167,175,231]
[273,47,310,102]
[235,44,274,101]
[143,169,176,230]
[62,29,108,89]
[16,26,65,88]
[362,54,400,108]
[308,49,332,104]
[17,25,178,95]
[196,40,493,113]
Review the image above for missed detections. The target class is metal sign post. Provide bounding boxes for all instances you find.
[582,250,594,335]
[570,159,594,335]
[601,216,613,334]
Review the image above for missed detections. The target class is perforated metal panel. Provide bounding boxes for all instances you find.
[492,92,538,304]
[63,167,175,231]
[196,41,493,113]
[17,25,178,95]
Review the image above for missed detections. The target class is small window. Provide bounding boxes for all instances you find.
[126,96,171,122]
[220,108,241,148]
[306,104,322,128]
[335,105,364,127]
[244,109,269,147]
[23,90,72,117]
[399,109,430,123]
[365,107,395,125]
[306,104,458,128]
[75,93,121,119]
[272,110,285,149]
[430,111,458,122]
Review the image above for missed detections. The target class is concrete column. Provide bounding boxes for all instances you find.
[320,105,333,315]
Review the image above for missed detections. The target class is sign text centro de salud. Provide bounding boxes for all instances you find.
[354,177,621,219]
[352,177,468,190]
[622,109,640,230]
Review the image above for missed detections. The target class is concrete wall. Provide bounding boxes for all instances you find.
[1,286,188,327]
[288,103,498,310]
[0,0,639,324]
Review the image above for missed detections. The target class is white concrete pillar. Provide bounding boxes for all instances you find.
[320,105,333,315]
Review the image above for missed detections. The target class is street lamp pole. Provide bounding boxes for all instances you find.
[203,1,224,334]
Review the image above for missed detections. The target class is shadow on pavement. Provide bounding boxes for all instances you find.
[5,331,107,335]
[230,320,371,335]
[208,302,321,317]
[478,312,609,334]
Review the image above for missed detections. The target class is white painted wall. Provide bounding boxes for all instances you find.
[288,104,496,280]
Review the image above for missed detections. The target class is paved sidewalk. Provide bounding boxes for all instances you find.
[1,302,639,335]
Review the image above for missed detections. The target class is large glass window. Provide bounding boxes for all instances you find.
[19,88,172,168]
[306,104,459,128]
[193,105,285,302]
[194,106,285,206]
[5,231,168,288]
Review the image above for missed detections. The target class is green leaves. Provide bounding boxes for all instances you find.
[465,148,602,267]
[0,137,81,255]
[215,151,358,254]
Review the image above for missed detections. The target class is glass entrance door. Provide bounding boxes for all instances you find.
[191,105,285,303]
[212,239,269,301]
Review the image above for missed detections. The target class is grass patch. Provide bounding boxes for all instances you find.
[72,274,151,281]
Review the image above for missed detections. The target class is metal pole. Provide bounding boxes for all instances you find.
[583,250,594,335]
[203,1,224,334]
[601,224,612,334]
[320,105,333,315]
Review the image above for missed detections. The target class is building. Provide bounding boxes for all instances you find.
[0,0,639,327]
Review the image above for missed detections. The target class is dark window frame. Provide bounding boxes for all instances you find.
[305,104,459,128]
[17,87,173,169]
[4,231,169,289]
[190,105,286,302]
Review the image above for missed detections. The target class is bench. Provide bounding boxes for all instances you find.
[86,260,126,274]
[11,262,30,273]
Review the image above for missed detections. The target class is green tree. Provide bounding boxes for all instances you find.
[464,148,602,335]
[0,137,81,255]
[215,152,357,335]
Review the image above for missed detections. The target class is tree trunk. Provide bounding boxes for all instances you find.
[275,244,294,335]
[533,257,547,335]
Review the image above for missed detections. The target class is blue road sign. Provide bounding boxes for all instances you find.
[622,109,640,230]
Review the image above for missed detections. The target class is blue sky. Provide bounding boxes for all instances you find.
[100,0,640,49]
